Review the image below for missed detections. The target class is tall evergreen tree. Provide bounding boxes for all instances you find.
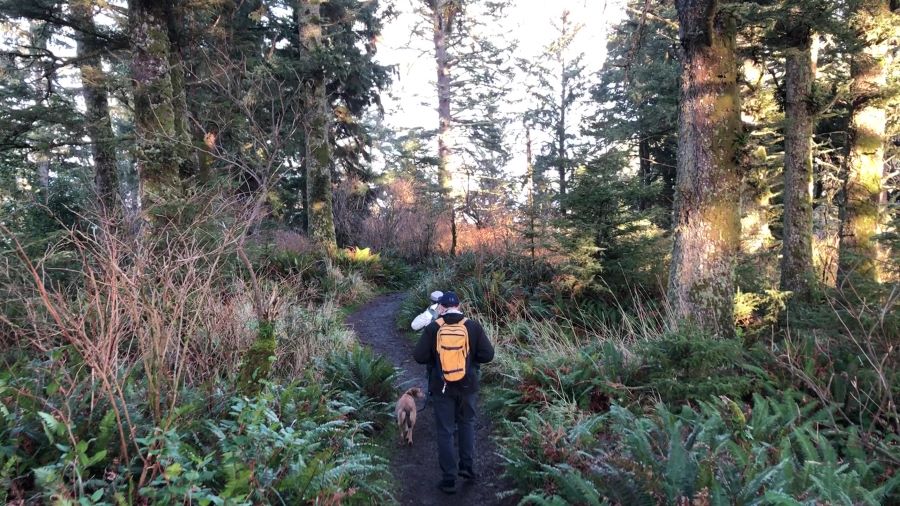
[422,0,460,254]
[778,5,821,300]
[71,0,119,211]
[591,0,679,228]
[418,0,513,254]
[837,0,897,286]
[523,10,587,217]
[298,0,337,254]
[128,0,187,213]
[669,0,742,336]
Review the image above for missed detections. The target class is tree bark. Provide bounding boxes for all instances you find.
[837,0,892,287]
[780,29,816,300]
[557,63,567,215]
[525,125,536,260]
[669,0,742,337]
[299,0,338,254]
[638,135,651,211]
[129,0,183,213]
[430,0,458,255]
[164,0,195,181]
[72,1,119,212]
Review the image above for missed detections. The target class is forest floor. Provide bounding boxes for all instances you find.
[346,292,516,506]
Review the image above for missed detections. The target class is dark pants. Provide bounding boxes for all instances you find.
[432,391,477,482]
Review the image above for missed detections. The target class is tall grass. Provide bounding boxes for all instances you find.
[0,200,392,503]
[469,266,900,503]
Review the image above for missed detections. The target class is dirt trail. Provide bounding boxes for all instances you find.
[346,292,515,506]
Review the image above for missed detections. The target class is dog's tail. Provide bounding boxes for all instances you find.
[398,408,412,430]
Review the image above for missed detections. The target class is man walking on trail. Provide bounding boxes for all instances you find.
[413,291,494,495]
[411,290,443,331]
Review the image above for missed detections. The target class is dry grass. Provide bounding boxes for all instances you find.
[0,194,352,488]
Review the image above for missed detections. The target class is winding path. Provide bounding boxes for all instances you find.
[346,292,515,506]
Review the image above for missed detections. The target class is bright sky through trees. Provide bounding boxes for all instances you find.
[375,0,626,177]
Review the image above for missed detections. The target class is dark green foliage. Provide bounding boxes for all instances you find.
[262,249,327,281]
[236,320,276,396]
[0,349,393,504]
[561,150,672,302]
[334,247,416,290]
[635,327,753,404]
[320,346,398,429]
[502,394,899,505]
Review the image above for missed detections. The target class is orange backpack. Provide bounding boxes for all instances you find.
[435,317,469,390]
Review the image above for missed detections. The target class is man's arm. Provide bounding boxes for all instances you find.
[410,308,433,331]
[470,320,494,364]
[413,324,436,364]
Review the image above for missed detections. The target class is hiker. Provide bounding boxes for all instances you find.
[413,291,494,495]
[412,290,444,397]
[411,290,444,331]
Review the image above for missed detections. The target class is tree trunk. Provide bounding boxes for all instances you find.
[837,0,892,287]
[780,30,817,300]
[525,125,536,260]
[72,2,119,212]
[668,0,742,337]
[557,67,567,215]
[164,0,195,181]
[638,135,651,211]
[129,0,183,213]
[299,0,337,254]
[430,0,457,255]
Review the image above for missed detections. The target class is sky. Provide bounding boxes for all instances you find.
[372,0,626,175]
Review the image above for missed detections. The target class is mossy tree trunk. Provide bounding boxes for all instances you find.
[669,0,742,337]
[236,320,276,396]
[780,27,817,300]
[164,0,195,181]
[129,0,184,214]
[299,0,338,255]
[72,0,119,212]
[837,0,893,287]
[429,0,459,255]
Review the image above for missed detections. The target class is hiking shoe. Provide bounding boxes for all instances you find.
[437,479,457,494]
[458,467,478,481]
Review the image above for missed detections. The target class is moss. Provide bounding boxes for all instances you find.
[237,320,276,396]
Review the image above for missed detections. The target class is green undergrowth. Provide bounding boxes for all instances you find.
[483,308,900,505]
[0,346,396,505]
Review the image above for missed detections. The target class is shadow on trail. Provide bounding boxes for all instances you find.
[346,292,516,506]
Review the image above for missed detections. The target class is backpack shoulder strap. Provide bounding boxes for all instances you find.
[435,318,445,327]
[459,318,468,325]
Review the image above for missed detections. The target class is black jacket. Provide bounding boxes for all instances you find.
[413,312,494,394]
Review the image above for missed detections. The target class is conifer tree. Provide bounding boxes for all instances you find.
[128,0,187,213]
[523,10,587,217]
[669,0,742,336]
[422,0,460,254]
[777,0,833,300]
[71,0,119,211]
[591,0,679,228]
[418,0,513,254]
[298,0,338,254]
[837,0,897,286]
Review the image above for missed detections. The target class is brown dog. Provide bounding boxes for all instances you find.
[395,387,425,445]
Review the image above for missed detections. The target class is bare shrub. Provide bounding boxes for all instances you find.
[333,177,370,247]
[0,193,326,470]
[274,229,318,254]
[359,178,440,261]
[273,297,355,378]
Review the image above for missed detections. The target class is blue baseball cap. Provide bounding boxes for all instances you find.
[438,291,460,307]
